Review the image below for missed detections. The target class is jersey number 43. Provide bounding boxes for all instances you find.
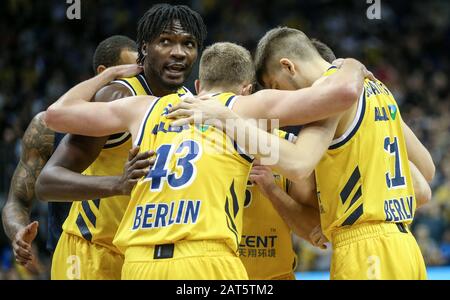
[145,140,202,191]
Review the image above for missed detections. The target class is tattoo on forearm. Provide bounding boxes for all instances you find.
[3,113,54,239]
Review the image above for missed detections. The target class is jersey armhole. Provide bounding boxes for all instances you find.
[134,98,160,146]
[329,89,366,150]
[111,80,137,96]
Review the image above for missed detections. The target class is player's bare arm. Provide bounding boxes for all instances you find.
[45,94,151,138]
[402,120,435,182]
[170,100,340,182]
[44,64,150,137]
[36,137,154,201]
[232,58,368,127]
[1,113,52,267]
[409,161,432,208]
[36,80,152,202]
[169,58,367,129]
[250,164,324,247]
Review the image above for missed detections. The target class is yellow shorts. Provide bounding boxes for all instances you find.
[51,232,123,280]
[122,240,249,280]
[330,222,427,280]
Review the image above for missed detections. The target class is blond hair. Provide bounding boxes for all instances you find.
[199,42,255,90]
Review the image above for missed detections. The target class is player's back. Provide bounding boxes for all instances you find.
[315,71,416,240]
[114,92,252,253]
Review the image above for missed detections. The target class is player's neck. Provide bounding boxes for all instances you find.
[302,60,332,86]
[143,70,179,97]
[198,87,232,97]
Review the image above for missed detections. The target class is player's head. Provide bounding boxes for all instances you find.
[137,4,207,90]
[197,42,255,96]
[93,35,138,74]
[254,27,330,90]
[311,38,336,64]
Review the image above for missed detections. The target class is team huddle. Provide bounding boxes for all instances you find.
[2,4,435,280]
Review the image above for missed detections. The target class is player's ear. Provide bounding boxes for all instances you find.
[195,80,201,94]
[96,65,107,75]
[279,58,296,76]
[241,83,253,96]
[141,44,148,58]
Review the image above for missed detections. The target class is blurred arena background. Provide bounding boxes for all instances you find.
[0,0,449,279]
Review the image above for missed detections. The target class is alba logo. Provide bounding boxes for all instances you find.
[388,105,397,120]
[196,125,210,132]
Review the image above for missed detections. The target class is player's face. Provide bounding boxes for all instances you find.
[261,69,300,91]
[144,20,198,90]
[119,50,138,65]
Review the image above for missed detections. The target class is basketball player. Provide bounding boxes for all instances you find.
[35,4,206,280]
[238,40,338,280]
[1,35,141,274]
[170,28,435,279]
[253,28,434,279]
[42,41,369,279]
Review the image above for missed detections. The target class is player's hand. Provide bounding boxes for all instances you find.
[13,221,38,266]
[309,225,329,250]
[249,164,278,198]
[106,64,143,80]
[119,146,155,195]
[166,96,238,129]
[23,247,44,276]
[332,58,375,81]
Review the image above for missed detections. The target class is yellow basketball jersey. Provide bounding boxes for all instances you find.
[113,92,253,254]
[63,73,191,253]
[315,67,416,240]
[239,129,297,279]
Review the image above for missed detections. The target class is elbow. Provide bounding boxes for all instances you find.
[424,163,436,183]
[35,174,50,202]
[44,106,64,132]
[335,82,362,111]
[290,164,314,184]
[416,184,432,209]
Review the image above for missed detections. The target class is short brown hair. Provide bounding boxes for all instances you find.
[199,42,255,90]
[254,27,320,84]
[311,39,336,63]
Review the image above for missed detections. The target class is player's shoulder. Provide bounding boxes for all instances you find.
[94,82,133,103]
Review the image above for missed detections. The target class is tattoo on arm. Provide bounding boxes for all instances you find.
[2,113,54,240]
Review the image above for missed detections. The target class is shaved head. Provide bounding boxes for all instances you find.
[254,27,321,84]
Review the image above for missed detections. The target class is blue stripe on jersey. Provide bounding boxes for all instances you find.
[229,180,240,218]
[81,201,97,227]
[232,141,253,163]
[137,73,153,95]
[340,167,361,204]
[345,186,362,212]
[136,98,161,146]
[225,95,236,107]
[329,92,366,150]
[92,199,100,209]
[76,213,93,242]
[327,66,338,71]
[224,197,239,240]
[341,203,364,226]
